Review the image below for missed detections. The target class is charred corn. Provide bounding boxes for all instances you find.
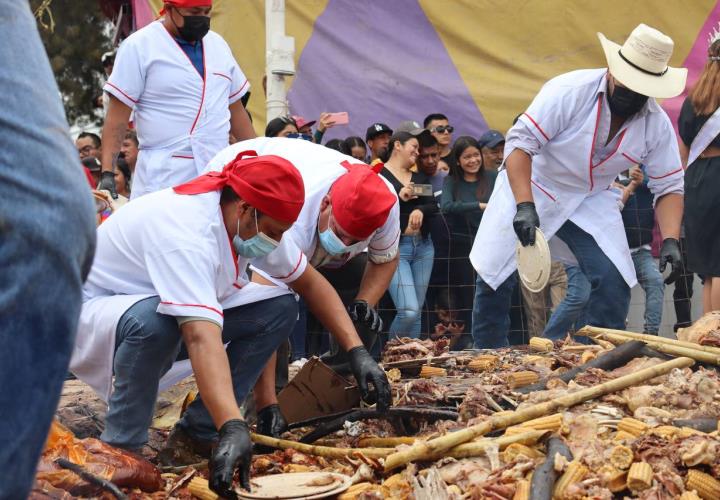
[513,479,530,500]
[507,370,540,389]
[529,337,554,352]
[609,444,634,470]
[685,469,720,500]
[679,491,703,500]
[617,417,649,437]
[627,462,653,492]
[553,460,588,499]
[501,443,544,462]
[518,412,564,432]
[188,477,219,500]
[580,350,597,364]
[419,365,447,378]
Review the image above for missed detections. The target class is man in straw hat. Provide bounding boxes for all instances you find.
[70,153,383,497]
[191,137,400,441]
[470,24,686,348]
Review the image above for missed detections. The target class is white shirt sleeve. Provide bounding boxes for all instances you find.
[146,247,224,326]
[104,38,145,109]
[367,199,400,264]
[644,116,685,199]
[229,59,250,104]
[251,232,308,284]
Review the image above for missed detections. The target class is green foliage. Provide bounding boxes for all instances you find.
[31,0,113,125]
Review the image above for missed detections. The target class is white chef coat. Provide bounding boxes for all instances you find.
[105,21,250,198]
[205,138,401,283]
[70,188,290,401]
[471,69,684,290]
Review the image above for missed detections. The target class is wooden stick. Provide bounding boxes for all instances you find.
[357,436,416,447]
[583,331,720,365]
[578,326,720,356]
[55,458,128,499]
[382,356,694,471]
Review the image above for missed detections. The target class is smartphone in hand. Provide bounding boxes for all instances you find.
[326,112,349,125]
[411,184,433,196]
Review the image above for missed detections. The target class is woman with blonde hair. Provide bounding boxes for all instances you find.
[678,27,720,313]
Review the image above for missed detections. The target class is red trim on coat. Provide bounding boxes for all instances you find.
[270,251,304,280]
[189,45,207,134]
[648,167,683,180]
[159,301,224,317]
[105,82,138,104]
[587,95,603,190]
[622,152,640,164]
[592,130,627,170]
[368,229,401,252]
[171,154,194,159]
[213,72,232,82]
[522,112,550,141]
[531,180,556,201]
[229,80,249,99]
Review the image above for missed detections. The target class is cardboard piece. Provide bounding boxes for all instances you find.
[278,357,360,424]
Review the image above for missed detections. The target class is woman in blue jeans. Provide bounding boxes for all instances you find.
[380,131,437,338]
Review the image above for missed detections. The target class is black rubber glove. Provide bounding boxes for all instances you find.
[513,201,540,246]
[98,170,118,199]
[210,419,252,498]
[348,300,383,334]
[348,346,391,412]
[256,404,287,438]
[659,238,682,285]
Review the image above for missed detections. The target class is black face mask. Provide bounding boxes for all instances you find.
[176,13,210,42]
[607,85,648,118]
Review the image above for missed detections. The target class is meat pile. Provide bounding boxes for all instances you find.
[382,337,450,364]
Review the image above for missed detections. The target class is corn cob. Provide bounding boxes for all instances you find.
[685,469,720,500]
[518,412,564,432]
[609,444,634,470]
[554,460,588,499]
[501,443,544,462]
[607,470,628,493]
[529,337,554,352]
[649,425,680,439]
[680,491,703,500]
[188,477,219,500]
[617,417,649,437]
[580,350,597,364]
[338,482,375,500]
[419,365,447,378]
[679,426,705,438]
[468,355,499,372]
[627,462,653,492]
[513,479,530,500]
[507,370,540,389]
[613,430,637,442]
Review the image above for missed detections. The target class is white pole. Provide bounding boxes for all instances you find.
[265,0,295,122]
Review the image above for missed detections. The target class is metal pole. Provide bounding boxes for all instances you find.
[265,0,295,122]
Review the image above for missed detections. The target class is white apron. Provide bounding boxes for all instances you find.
[471,69,684,290]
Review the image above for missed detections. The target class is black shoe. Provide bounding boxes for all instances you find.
[157,425,215,466]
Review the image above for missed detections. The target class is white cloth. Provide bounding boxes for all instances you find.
[205,138,401,282]
[471,68,683,290]
[105,21,250,198]
[70,188,290,401]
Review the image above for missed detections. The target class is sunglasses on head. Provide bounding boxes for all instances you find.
[431,125,454,134]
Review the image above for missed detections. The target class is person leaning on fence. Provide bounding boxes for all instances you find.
[678,23,720,314]
[441,136,497,330]
[380,130,438,339]
[470,24,685,348]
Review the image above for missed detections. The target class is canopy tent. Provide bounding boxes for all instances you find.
[129,0,719,139]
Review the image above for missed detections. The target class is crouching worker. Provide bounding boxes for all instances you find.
[206,138,400,438]
[70,153,307,497]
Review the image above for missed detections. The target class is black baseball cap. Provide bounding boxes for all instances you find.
[478,129,505,148]
[365,123,393,141]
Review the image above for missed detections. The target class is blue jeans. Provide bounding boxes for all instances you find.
[631,248,664,334]
[543,265,591,340]
[472,273,518,348]
[388,235,435,338]
[555,221,630,329]
[0,2,96,498]
[101,295,297,448]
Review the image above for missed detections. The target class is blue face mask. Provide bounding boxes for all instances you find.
[318,218,365,256]
[233,210,279,258]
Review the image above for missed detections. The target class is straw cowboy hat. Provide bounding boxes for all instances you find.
[598,24,687,98]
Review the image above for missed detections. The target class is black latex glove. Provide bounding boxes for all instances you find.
[348,300,382,334]
[348,346,391,412]
[659,238,682,284]
[256,404,287,438]
[513,201,540,246]
[98,170,118,199]
[210,419,252,498]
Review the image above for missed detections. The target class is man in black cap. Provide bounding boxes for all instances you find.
[365,123,392,165]
[478,129,505,171]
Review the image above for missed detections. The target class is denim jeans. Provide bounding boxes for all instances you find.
[0,2,96,497]
[472,273,518,348]
[555,221,630,329]
[631,248,664,334]
[101,295,297,448]
[543,265,591,340]
[388,235,435,338]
